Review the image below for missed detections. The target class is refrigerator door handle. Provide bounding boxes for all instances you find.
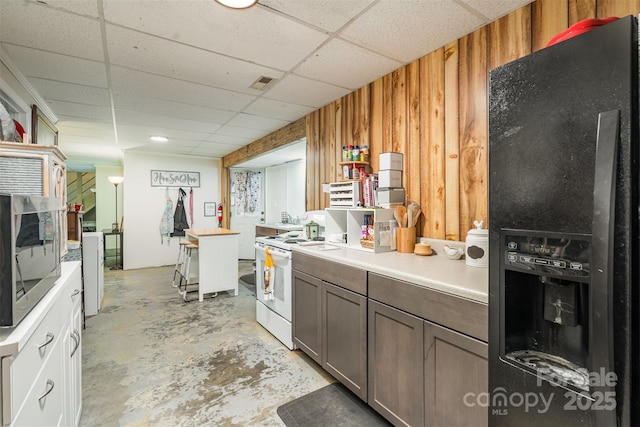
[591,109,619,424]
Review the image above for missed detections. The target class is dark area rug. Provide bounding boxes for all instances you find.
[277,382,391,427]
[239,273,255,285]
[239,273,256,293]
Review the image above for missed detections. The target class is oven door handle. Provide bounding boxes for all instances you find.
[254,244,292,259]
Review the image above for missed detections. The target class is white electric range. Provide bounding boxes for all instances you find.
[254,232,323,349]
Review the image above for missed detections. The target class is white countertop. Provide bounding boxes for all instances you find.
[292,238,488,304]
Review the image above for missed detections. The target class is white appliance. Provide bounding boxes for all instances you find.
[255,231,323,350]
[82,232,104,316]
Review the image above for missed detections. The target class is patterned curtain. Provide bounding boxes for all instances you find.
[231,170,262,217]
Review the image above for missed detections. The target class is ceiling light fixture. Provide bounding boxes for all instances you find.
[214,0,257,9]
[150,136,169,143]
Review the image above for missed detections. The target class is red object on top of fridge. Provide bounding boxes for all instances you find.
[547,16,619,47]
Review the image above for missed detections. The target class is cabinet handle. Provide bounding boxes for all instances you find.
[71,330,80,357]
[71,289,80,298]
[38,380,55,403]
[38,332,55,350]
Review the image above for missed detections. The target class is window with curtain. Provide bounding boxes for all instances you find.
[231,170,261,216]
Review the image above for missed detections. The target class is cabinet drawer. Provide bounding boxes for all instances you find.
[368,272,488,342]
[293,252,367,295]
[12,336,64,427]
[2,294,66,418]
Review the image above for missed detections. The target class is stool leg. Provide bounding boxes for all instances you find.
[172,245,184,288]
[182,248,191,302]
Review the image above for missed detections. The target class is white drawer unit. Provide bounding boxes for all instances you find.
[2,297,66,416]
[11,337,64,427]
[0,262,82,427]
[329,181,361,208]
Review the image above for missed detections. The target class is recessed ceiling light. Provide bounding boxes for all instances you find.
[150,136,169,143]
[215,0,257,9]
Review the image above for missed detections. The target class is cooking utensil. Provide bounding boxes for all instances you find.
[406,201,421,227]
[395,205,407,227]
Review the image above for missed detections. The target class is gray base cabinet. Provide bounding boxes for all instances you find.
[323,282,367,400]
[424,321,488,427]
[292,253,368,401]
[293,252,489,426]
[292,271,322,363]
[368,272,488,427]
[368,300,424,426]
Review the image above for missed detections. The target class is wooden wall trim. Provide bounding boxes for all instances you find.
[222,117,305,168]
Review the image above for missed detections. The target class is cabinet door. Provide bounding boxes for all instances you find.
[424,321,488,427]
[70,297,83,426]
[323,282,367,401]
[292,270,322,363]
[368,300,424,427]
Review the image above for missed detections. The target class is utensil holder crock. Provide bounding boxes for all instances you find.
[396,227,416,253]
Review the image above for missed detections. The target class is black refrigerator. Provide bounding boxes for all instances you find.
[488,15,639,426]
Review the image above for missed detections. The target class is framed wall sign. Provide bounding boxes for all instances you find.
[204,202,216,217]
[151,170,200,187]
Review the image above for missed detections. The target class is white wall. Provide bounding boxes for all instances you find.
[122,152,220,270]
[264,159,305,222]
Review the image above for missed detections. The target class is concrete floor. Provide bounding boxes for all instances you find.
[80,260,333,426]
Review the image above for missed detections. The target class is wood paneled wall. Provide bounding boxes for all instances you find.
[304,0,639,241]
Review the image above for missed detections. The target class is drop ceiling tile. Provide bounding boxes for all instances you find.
[29,77,111,106]
[0,1,103,60]
[3,45,107,87]
[115,109,222,134]
[103,0,327,70]
[226,113,289,132]
[106,24,284,93]
[30,0,100,18]
[61,139,123,160]
[214,124,266,140]
[113,92,236,125]
[110,66,254,111]
[189,144,235,157]
[340,0,484,63]
[204,134,253,146]
[265,74,350,108]
[57,121,115,139]
[295,38,402,90]
[116,123,211,142]
[260,0,375,32]
[48,100,112,121]
[460,0,533,20]
[243,98,315,121]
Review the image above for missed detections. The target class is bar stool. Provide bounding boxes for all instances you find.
[178,242,199,302]
[172,240,191,288]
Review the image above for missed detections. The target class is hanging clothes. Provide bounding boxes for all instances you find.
[173,188,190,237]
[159,189,173,245]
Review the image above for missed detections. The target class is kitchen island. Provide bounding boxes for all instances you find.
[291,239,488,427]
[184,228,240,301]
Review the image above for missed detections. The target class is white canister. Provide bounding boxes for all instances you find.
[466,220,488,268]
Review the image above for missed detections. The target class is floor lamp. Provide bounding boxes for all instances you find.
[108,176,124,270]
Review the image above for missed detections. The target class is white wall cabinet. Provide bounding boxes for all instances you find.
[0,262,82,427]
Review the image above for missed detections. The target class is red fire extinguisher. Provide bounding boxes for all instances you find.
[217,204,223,228]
